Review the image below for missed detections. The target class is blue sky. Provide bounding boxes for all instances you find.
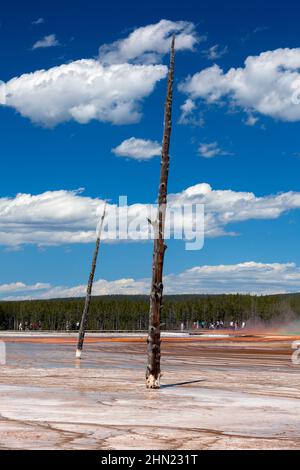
[2,0,300,299]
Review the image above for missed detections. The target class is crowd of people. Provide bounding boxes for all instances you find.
[18,320,81,331]
[183,320,247,331]
[17,319,246,332]
[18,321,42,331]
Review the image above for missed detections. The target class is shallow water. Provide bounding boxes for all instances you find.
[0,335,300,449]
[4,341,146,370]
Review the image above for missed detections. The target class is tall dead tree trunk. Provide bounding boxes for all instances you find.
[146,35,175,389]
[76,203,107,359]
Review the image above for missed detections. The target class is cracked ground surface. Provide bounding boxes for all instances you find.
[0,333,299,450]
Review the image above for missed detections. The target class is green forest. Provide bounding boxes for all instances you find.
[0,293,299,331]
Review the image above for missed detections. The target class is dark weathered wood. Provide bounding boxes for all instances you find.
[146,35,175,389]
[76,203,107,359]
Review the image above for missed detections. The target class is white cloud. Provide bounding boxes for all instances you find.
[178,98,198,125]
[164,261,300,295]
[99,19,199,65]
[3,261,300,300]
[179,48,300,122]
[0,278,148,300]
[198,142,230,158]
[1,20,199,127]
[0,189,105,246]
[1,60,167,126]
[0,282,50,294]
[1,183,300,246]
[32,18,45,26]
[204,44,228,60]
[179,98,195,116]
[112,137,161,160]
[32,34,60,50]
[169,182,300,237]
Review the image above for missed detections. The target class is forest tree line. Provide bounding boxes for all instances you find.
[0,293,299,331]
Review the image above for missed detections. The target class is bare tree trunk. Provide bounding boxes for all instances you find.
[146,36,175,389]
[76,203,107,359]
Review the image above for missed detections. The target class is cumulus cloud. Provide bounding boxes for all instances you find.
[0,189,104,246]
[1,183,300,246]
[99,19,199,65]
[0,19,198,127]
[164,261,300,295]
[2,261,300,300]
[168,182,300,237]
[0,277,148,300]
[112,137,161,160]
[198,142,231,158]
[0,282,50,294]
[179,48,300,122]
[1,60,167,126]
[32,34,60,49]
